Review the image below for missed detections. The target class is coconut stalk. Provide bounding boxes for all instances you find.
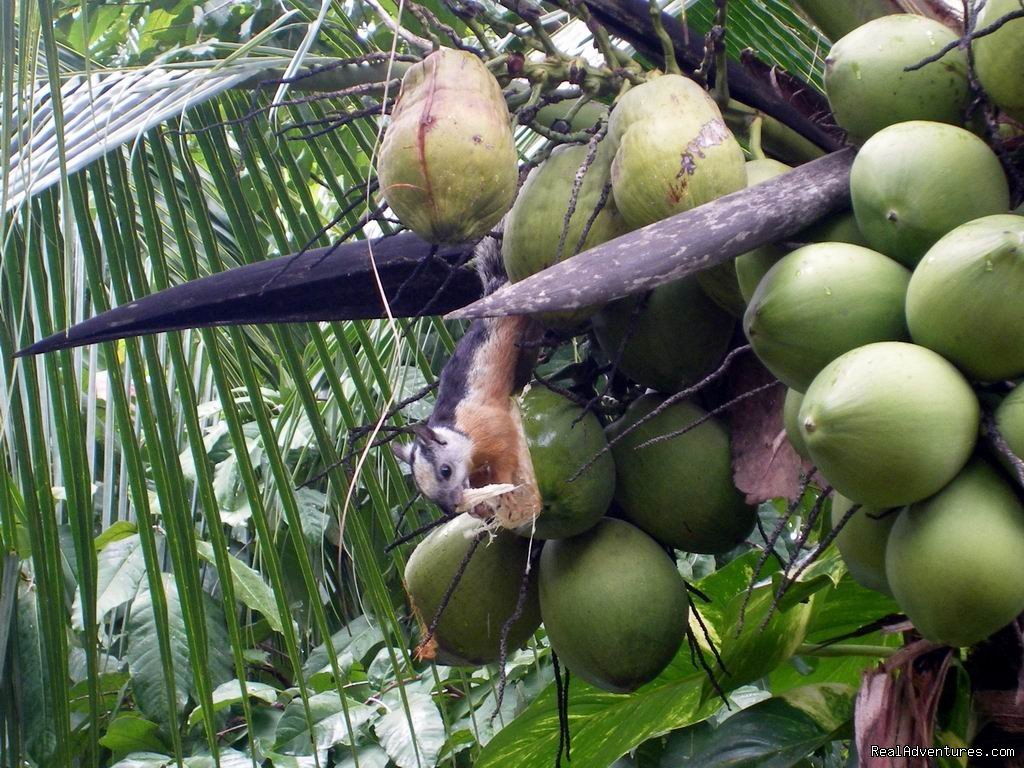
[450,147,854,320]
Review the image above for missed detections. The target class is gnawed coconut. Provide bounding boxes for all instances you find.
[377,49,517,243]
[516,386,614,539]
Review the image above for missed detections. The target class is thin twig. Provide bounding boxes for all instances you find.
[571,342,754,480]
[636,380,782,450]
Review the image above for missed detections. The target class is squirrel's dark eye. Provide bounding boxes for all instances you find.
[440,464,453,480]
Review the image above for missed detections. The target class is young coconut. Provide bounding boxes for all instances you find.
[734,159,792,303]
[850,121,1010,267]
[733,160,869,303]
[377,49,517,243]
[516,386,615,540]
[404,514,540,665]
[503,141,629,328]
[995,384,1024,470]
[886,458,1024,648]
[831,495,897,596]
[538,518,689,692]
[783,388,810,460]
[607,394,754,554]
[798,341,980,507]
[906,214,1024,382]
[743,242,911,392]
[824,15,970,144]
[592,276,734,394]
[974,0,1024,122]
[607,74,747,229]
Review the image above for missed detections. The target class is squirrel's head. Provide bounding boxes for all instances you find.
[392,425,473,513]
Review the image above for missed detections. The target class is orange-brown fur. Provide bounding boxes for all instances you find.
[454,314,537,487]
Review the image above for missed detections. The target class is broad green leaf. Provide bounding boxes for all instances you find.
[99,713,168,757]
[691,552,815,701]
[187,679,280,728]
[303,614,385,681]
[677,684,854,768]
[334,743,391,768]
[375,691,446,768]
[262,752,328,768]
[15,583,58,765]
[194,540,284,633]
[779,683,855,731]
[94,521,139,551]
[773,543,854,614]
[475,659,716,768]
[109,753,178,768]
[126,575,192,726]
[274,690,379,752]
[73,532,146,630]
[804,574,899,645]
[68,671,130,714]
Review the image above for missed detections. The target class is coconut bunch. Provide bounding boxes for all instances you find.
[736,11,1024,649]
[392,71,766,692]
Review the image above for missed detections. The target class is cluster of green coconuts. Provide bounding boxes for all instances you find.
[379,5,1024,692]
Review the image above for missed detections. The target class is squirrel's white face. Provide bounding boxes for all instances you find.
[393,426,473,513]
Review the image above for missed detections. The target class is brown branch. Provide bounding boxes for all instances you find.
[449,148,855,320]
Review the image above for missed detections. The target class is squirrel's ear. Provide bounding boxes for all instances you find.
[392,441,414,466]
[411,423,445,445]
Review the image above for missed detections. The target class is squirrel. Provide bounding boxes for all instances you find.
[392,231,543,526]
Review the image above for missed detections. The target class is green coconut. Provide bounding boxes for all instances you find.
[503,141,630,327]
[377,49,517,243]
[783,388,810,460]
[799,342,980,507]
[608,75,747,229]
[733,160,869,303]
[696,260,747,319]
[516,386,615,540]
[592,277,734,393]
[974,0,1024,121]
[906,214,1024,382]
[799,210,869,248]
[886,458,1024,647]
[743,242,912,391]
[735,159,792,303]
[831,495,897,595]
[850,121,1010,267]
[824,15,969,144]
[538,518,689,692]
[404,515,540,665]
[995,385,1024,471]
[607,394,754,553]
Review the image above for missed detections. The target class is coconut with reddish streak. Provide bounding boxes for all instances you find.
[377,49,517,243]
